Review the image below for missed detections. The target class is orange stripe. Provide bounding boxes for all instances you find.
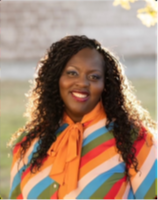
[11,138,39,171]
[79,145,118,179]
[12,136,30,169]
[129,133,153,178]
[80,138,115,168]
[11,149,21,170]
[115,179,128,199]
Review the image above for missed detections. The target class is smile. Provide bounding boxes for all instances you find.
[71,92,90,102]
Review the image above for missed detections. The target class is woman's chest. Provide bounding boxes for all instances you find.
[20,135,131,199]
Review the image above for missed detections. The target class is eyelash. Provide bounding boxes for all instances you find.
[66,71,101,80]
[90,75,101,80]
[66,71,77,76]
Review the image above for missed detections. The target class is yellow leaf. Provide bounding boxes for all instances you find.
[145,0,158,11]
[113,0,131,10]
[137,13,157,27]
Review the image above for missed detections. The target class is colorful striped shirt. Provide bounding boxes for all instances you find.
[9,120,157,199]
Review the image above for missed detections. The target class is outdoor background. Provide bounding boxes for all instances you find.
[1,1,156,198]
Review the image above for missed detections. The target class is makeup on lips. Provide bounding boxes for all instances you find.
[71,91,90,102]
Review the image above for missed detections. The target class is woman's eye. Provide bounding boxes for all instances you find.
[89,75,101,80]
[66,71,78,76]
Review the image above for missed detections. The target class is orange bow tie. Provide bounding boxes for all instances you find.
[47,101,106,198]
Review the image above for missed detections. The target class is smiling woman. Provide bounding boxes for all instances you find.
[9,35,157,199]
[59,48,105,122]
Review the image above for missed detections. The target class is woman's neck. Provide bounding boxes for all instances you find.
[64,110,83,123]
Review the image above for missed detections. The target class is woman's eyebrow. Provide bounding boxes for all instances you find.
[68,65,102,73]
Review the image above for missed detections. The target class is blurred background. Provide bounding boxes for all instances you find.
[0,1,156,198]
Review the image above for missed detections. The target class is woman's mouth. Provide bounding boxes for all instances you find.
[71,92,90,102]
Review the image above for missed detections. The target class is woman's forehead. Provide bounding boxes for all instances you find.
[66,48,105,68]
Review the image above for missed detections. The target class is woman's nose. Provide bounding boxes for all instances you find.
[75,75,90,87]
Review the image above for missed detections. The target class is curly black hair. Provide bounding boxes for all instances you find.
[9,35,156,177]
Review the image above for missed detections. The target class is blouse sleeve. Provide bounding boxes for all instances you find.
[9,133,38,200]
[9,132,28,199]
[129,126,157,199]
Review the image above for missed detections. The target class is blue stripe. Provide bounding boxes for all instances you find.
[27,176,55,199]
[55,123,68,135]
[27,141,40,164]
[9,166,25,198]
[155,160,158,179]
[82,125,113,147]
[135,160,157,199]
[76,162,125,199]
[127,188,135,199]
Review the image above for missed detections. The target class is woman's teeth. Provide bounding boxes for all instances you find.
[72,92,88,98]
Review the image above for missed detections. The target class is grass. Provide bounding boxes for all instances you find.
[0,81,29,198]
[0,79,156,198]
[130,78,156,120]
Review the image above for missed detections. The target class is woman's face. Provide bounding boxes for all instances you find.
[59,47,105,122]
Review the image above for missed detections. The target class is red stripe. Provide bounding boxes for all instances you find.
[83,120,93,128]
[80,138,115,168]
[21,166,31,180]
[13,144,21,155]
[133,129,147,156]
[17,193,23,199]
[50,190,58,199]
[103,176,126,199]
[13,136,27,155]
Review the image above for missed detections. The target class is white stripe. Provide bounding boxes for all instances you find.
[152,135,157,148]
[83,118,106,139]
[22,164,53,199]
[131,145,156,193]
[23,138,39,164]
[10,158,24,188]
[64,154,122,199]
[122,182,130,199]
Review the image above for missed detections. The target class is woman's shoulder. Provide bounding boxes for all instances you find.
[12,123,68,160]
[12,131,28,155]
[12,131,40,165]
[129,125,157,175]
[132,125,157,148]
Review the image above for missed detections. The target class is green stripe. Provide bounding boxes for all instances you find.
[81,130,114,157]
[156,178,157,193]
[144,178,157,199]
[10,183,21,199]
[37,181,59,199]
[56,131,62,137]
[90,172,125,199]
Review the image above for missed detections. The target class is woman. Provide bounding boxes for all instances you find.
[9,35,157,199]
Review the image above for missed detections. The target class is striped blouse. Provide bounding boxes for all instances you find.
[9,119,157,199]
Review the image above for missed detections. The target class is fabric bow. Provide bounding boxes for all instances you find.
[47,101,107,198]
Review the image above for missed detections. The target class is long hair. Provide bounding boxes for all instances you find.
[9,35,156,177]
